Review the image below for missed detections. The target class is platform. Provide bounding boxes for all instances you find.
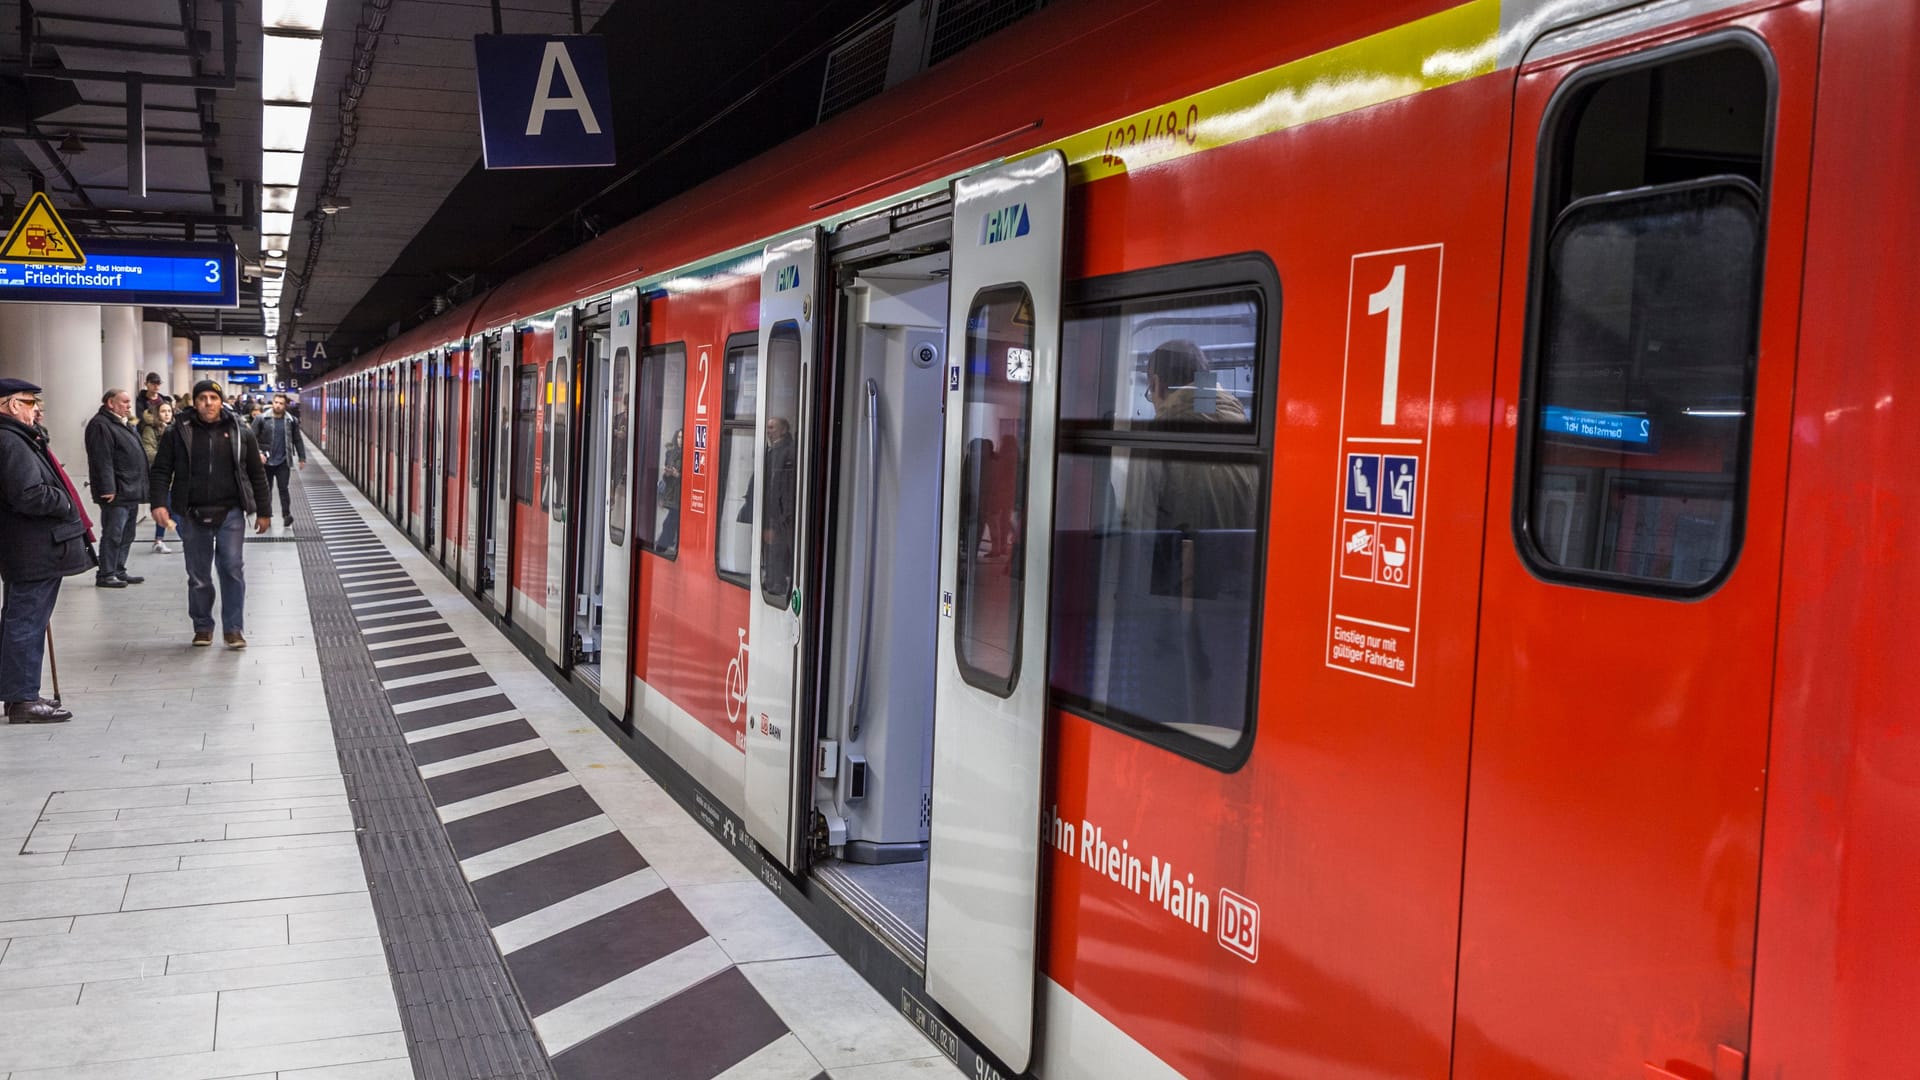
[0,456,959,1080]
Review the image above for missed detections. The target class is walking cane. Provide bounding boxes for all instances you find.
[45,625,60,703]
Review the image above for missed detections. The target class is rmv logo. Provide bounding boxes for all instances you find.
[774,265,801,292]
[980,203,1031,245]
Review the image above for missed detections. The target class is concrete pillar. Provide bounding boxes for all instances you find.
[0,302,105,470]
[170,337,192,397]
[140,320,172,393]
[102,306,140,402]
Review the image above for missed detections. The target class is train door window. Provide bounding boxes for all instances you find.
[1049,258,1275,768]
[513,364,538,504]
[759,322,801,608]
[1516,44,1770,594]
[953,285,1034,696]
[716,333,758,587]
[634,342,687,558]
[608,346,630,548]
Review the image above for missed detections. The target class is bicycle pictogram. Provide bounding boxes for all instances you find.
[724,627,749,725]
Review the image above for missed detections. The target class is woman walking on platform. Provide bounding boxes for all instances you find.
[140,399,176,553]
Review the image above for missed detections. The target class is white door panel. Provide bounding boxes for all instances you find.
[599,289,641,719]
[545,309,575,665]
[743,228,820,872]
[924,150,1067,1074]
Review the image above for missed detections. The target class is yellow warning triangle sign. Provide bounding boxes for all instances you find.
[0,192,87,267]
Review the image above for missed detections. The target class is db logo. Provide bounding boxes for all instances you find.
[1217,888,1259,963]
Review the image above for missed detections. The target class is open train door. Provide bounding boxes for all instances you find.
[598,287,642,721]
[924,150,1066,1074]
[742,228,822,871]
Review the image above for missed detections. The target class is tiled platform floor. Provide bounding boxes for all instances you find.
[0,457,960,1080]
[0,522,410,1080]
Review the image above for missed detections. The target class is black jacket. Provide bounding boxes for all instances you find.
[149,407,272,517]
[0,415,96,582]
[84,407,150,505]
[251,412,306,465]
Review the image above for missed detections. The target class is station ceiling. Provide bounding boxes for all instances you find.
[1,0,1044,374]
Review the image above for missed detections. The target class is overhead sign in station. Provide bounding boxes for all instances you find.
[0,237,239,308]
[473,34,615,169]
[191,353,260,370]
[0,192,87,267]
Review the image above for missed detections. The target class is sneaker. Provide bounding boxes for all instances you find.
[192,629,213,647]
[153,541,171,554]
[283,516,295,528]
[6,700,71,723]
[117,573,145,585]
[224,632,247,650]
[95,577,127,589]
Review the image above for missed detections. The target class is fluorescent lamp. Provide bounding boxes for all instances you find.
[261,211,295,235]
[261,104,312,153]
[262,233,290,253]
[263,297,280,308]
[263,0,328,32]
[262,151,303,185]
[263,256,287,269]
[261,34,323,104]
[261,185,298,213]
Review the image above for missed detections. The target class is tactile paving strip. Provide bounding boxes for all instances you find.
[291,470,560,1080]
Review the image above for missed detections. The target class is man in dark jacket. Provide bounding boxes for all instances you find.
[149,380,273,649]
[0,378,93,722]
[84,388,150,588]
[134,371,166,421]
[252,392,305,527]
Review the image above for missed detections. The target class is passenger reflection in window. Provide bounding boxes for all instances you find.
[760,416,797,604]
[1125,340,1258,546]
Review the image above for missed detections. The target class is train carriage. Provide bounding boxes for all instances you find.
[310,0,1920,1076]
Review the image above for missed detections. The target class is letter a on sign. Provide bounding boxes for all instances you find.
[473,34,616,169]
[0,192,87,266]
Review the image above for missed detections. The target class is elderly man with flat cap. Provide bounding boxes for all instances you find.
[149,379,272,648]
[0,377,96,722]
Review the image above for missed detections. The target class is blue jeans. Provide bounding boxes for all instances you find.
[0,577,61,702]
[179,508,246,633]
[97,502,137,581]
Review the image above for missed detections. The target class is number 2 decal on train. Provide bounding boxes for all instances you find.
[1326,245,1442,687]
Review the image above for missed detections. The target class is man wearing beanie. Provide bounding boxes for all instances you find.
[149,380,272,648]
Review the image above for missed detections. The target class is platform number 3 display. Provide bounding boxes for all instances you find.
[1326,245,1442,688]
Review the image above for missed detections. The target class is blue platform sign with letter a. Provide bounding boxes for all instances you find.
[474,34,615,169]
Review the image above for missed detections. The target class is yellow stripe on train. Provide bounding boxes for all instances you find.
[1024,0,1502,182]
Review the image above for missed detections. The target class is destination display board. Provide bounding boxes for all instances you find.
[0,238,238,308]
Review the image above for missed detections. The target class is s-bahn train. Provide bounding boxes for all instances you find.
[310,0,1919,1075]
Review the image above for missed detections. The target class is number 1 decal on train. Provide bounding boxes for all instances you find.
[1326,245,1442,687]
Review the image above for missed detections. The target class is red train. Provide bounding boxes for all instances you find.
[310,0,1919,1075]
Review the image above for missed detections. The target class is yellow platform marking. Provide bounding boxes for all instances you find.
[0,192,87,266]
[1019,0,1501,183]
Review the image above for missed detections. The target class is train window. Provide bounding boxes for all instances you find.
[1517,43,1769,594]
[716,333,758,588]
[634,342,687,559]
[954,285,1035,698]
[759,323,802,609]
[512,364,538,505]
[1050,262,1274,769]
[608,346,631,547]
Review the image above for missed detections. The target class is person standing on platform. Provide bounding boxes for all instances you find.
[135,372,167,422]
[0,378,94,723]
[140,399,177,553]
[252,392,305,528]
[149,381,272,649]
[84,388,150,589]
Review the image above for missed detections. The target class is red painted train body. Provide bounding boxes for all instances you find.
[310,0,1920,1076]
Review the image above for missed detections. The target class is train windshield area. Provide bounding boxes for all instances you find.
[1052,286,1266,760]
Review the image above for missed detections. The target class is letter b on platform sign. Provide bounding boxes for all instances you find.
[474,34,615,169]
